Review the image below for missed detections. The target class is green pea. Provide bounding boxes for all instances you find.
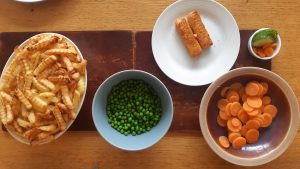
[106,79,162,136]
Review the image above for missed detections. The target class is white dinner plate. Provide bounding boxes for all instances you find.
[152,0,240,86]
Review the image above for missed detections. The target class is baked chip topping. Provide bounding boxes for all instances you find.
[0,33,87,144]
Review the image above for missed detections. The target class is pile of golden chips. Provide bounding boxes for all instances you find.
[0,34,87,144]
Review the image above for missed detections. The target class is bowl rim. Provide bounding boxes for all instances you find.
[199,67,299,166]
[248,28,281,60]
[0,32,87,145]
[92,69,174,151]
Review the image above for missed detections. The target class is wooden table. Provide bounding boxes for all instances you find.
[0,0,299,168]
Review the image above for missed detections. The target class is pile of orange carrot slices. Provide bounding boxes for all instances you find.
[217,81,278,149]
[252,43,277,58]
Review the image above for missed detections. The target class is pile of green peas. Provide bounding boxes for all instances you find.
[106,79,162,136]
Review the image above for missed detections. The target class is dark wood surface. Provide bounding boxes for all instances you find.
[0,30,271,131]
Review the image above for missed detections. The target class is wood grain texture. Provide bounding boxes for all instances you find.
[0,0,299,169]
[0,30,270,131]
[0,0,299,100]
[0,131,299,169]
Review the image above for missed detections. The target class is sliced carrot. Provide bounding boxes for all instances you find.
[240,125,248,136]
[231,118,242,127]
[243,102,254,112]
[245,82,260,96]
[263,104,278,118]
[254,51,260,56]
[245,129,259,143]
[228,132,241,143]
[225,103,232,117]
[226,90,240,102]
[247,96,262,108]
[216,81,277,149]
[217,115,227,127]
[262,96,271,105]
[261,113,273,127]
[227,118,242,133]
[219,136,230,148]
[252,47,258,54]
[237,109,248,124]
[245,119,260,129]
[232,137,246,149]
[256,114,265,123]
[220,87,230,97]
[264,47,274,57]
[230,102,242,116]
[219,111,229,121]
[257,48,266,57]
[229,96,239,102]
[230,82,243,91]
[226,90,239,99]
[257,83,264,96]
[251,116,264,127]
[261,82,269,95]
[217,99,229,112]
[247,109,261,116]
[253,119,263,127]
[240,114,249,124]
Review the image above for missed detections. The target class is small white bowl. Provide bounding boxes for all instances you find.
[248,28,281,60]
[0,33,87,145]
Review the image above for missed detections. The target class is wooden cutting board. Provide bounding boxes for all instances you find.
[0,30,271,131]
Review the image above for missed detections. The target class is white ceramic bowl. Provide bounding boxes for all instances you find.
[248,28,281,60]
[199,67,299,166]
[0,33,87,145]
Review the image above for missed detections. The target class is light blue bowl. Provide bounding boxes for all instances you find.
[92,70,173,151]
